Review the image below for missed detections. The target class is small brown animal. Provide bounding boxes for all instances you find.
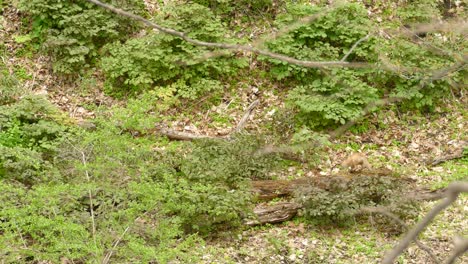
[341,153,371,172]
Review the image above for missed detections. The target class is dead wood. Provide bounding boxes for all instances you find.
[233,100,259,133]
[249,171,449,226]
[430,147,466,166]
[158,128,224,141]
[246,202,303,226]
[252,168,394,200]
[157,100,259,140]
[252,178,311,200]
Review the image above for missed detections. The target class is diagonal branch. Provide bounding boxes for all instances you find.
[361,207,440,263]
[233,100,259,133]
[445,236,468,264]
[382,182,468,264]
[340,34,370,62]
[85,0,368,69]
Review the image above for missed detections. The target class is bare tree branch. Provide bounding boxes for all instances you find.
[102,226,130,264]
[66,140,99,258]
[340,34,370,62]
[445,235,468,264]
[85,0,368,68]
[330,55,467,139]
[158,99,259,140]
[158,128,224,141]
[233,100,259,133]
[397,20,468,36]
[382,182,468,264]
[102,212,149,264]
[361,207,440,263]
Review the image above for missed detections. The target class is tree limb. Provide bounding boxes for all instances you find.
[340,34,370,62]
[361,207,440,264]
[158,128,223,141]
[158,100,259,140]
[233,100,259,133]
[382,181,468,264]
[85,0,368,69]
[445,235,468,264]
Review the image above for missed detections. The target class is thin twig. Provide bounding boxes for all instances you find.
[398,20,468,36]
[382,182,468,264]
[102,212,149,264]
[80,150,98,256]
[85,0,367,69]
[66,140,99,257]
[102,226,130,264]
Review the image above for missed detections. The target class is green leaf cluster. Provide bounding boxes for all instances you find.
[264,3,377,128]
[101,2,247,98]
[265,2,465,128]
[0,66,67,185]
[0,85,278,261]
[162,136,278,233]
[295,175,407,222]
[17,0,144,73]
[191,0,279,21]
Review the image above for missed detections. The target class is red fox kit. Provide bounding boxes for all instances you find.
[341,153,371,172]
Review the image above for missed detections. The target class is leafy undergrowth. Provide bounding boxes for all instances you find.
[200,99,467,264]
[1,0,467,263]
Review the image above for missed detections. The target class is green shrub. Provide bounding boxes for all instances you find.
[101,3,247,98]
[265,2,465,129]
[375,36,464,110]
[288,69,379,127]
[0,95,68,185]
[396,0,440,23]
[153,135,279,234]
[295,175,407,223]
[191,0,282,21]
[0,180,202,263]
[63,106,277,236]
[265,3,377,128]
[17,0,144,73]
[0,62,25,105]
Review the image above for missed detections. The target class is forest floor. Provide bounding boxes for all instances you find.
[1,3,467,263]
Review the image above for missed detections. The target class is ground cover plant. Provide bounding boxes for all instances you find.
[0,0,466,263]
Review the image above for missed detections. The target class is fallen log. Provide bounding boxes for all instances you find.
[252,178,312,200]
[248,171,448,226]
[246,202,303,226]
[158,128,223,141]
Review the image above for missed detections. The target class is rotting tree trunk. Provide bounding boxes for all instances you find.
[252,178,312,200]
[248,171,448,226]
[247,202,303,226]
[248,175,352,226]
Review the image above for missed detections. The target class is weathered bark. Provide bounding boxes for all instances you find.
[159,128,223,141]
[252,178,312,200]
[157,100,260,140]
[430,146,466,166]
[246,202,303,226]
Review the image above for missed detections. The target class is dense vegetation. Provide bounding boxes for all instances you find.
[1,0,466,262]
